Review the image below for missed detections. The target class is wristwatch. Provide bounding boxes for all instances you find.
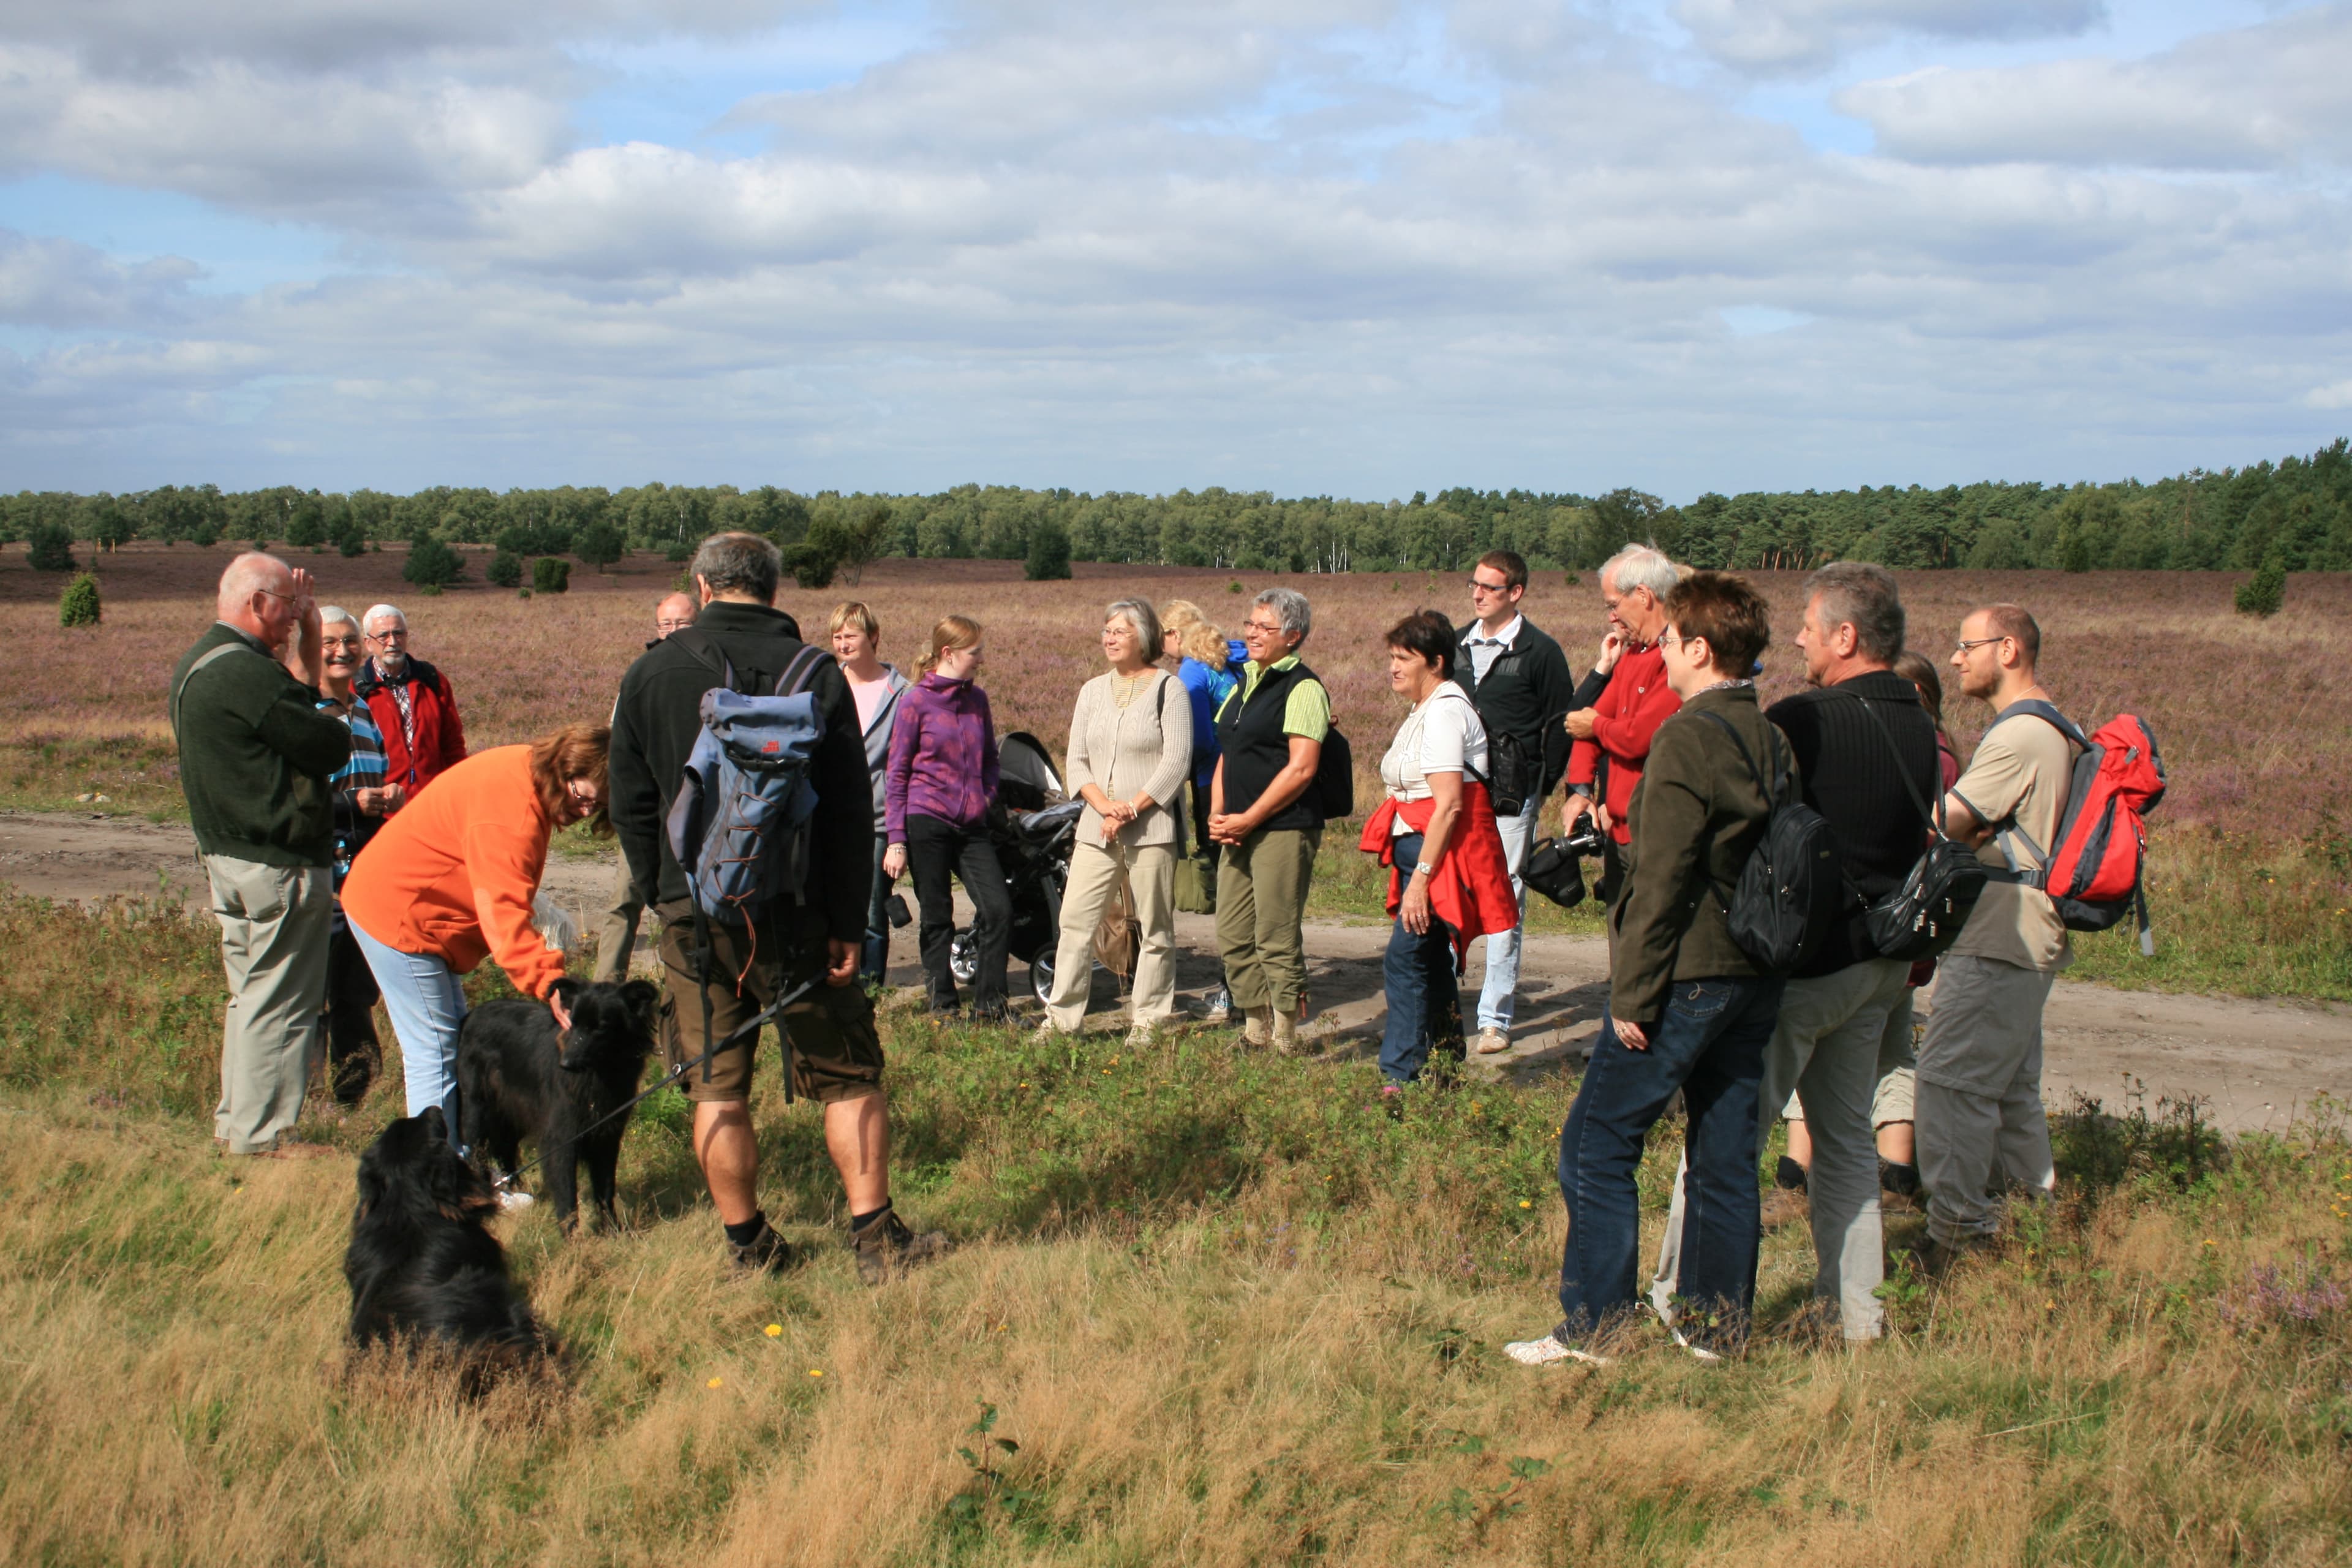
[1412,861,1436,878]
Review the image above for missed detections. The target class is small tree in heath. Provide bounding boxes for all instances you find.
[532,557,570,594]
[575,522,626,575]
[58,573,101,628]
[2236,559,2285,618]
[487,550,524,589]
[403,534,466,590]
[27,522,77,571]
[1024,518,1072,581]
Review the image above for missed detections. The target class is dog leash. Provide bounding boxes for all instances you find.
[492,978,815,1190]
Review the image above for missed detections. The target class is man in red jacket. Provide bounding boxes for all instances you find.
[355,603,468,797]
[1562,545,1683,858]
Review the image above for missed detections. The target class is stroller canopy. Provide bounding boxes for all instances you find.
[997,731,1065,812]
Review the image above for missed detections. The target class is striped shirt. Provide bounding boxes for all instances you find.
[320,695,388,888]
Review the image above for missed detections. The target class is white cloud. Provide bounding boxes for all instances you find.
[0,230,201,328]
[1838,6,2352,169]
[2310,380,2352,410]
[1673,0,2103,75]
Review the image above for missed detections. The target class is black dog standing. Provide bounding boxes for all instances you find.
[458,978,659,1231]
[345,1106,547,1373]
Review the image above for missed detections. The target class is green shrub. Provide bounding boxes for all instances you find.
[664,540,692,564]
[1024,519,1072,581]
[486,549,524,589]
[782,541,837,590]
[333,515,369,558]
[26,522,77,573]
[575,522,626,573]
[531,556,570,594]
[2236,560,2285,617]
[402,535,465,589]
[58,574,100,628]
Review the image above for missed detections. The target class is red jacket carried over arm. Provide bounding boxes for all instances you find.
[1564,644,1681,845]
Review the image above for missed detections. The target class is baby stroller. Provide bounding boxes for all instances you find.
[948,732,1134,1006]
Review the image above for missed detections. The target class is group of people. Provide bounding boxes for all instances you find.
[175,535,2082,1336]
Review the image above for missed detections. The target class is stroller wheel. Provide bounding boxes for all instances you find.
[1029,950,1056,1006]
[948,928,979,987]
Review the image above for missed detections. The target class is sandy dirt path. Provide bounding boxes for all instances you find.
[8,809,2343,1133]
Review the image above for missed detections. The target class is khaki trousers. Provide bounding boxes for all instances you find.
[204,855,332,1155]
[593,853,643,985]
[1215,826,1321,1016]
[1046,839,1177,1031]
[1917,954,2057,1245]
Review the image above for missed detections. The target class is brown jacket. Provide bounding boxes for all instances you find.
[1607,684,1793,1022]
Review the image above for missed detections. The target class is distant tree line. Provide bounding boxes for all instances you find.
[6,439,2346,579]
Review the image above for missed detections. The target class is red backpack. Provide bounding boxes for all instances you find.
[1983,701,2167,952]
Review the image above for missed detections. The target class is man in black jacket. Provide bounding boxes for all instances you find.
[1651,562,1936,1344]
[1457,551,1579,1055]
[608,533,946,1280]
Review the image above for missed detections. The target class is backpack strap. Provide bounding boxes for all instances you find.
[170,641,252,741]
[1694,707,1788,808]
[1983,697,2087,750]
[1972,698,2084,881]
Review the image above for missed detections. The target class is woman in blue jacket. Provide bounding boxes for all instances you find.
[1161,599,1239,1020]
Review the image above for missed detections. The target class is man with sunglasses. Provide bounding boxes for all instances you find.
[355,602,469,798]
[170,553,352,1158]
[1456,550,1578,1055]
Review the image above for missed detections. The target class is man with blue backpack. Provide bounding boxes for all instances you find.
[608,532,949,1280]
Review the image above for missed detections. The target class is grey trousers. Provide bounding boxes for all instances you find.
[205,855,332,1155]
[1917,954,2057,1245]
[1652,958,1909,1340]
[593,854,643,985]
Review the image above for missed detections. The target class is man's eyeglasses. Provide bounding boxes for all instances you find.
[321,638,363,652]
[367,628,409,641]
[1954,636,2003,655]
[1468,576,1512,595]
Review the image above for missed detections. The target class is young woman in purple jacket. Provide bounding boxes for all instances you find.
[883,616,1011,1018]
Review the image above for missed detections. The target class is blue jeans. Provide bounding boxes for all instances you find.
[1475,797,1539,1033]
[1555,974,1783,1351]
[861,833,892,986]
[350,919,470,1139]
[1379,832,1462,1084]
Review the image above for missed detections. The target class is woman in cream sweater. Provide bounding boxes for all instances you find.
[1041,598,1193,1039]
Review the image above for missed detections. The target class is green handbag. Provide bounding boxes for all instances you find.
[1174,853,1215,916]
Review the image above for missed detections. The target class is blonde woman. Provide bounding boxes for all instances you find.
[883,616,1009,1019]
[1044,599,1193,1040]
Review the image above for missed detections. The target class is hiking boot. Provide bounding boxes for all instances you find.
[1125,1022,1157,1048]
[1504,1334,1609,1368]
[1240,1005,1273,1046]
[1472,1027,1512,1055]
[729,1219,799,1275]
[1759,1186,1809,1230]
[850,1208,952,1284]
[1201,989,1232,1024]
[1270,1008,1302,1055]
[1905,1235,1979,1280]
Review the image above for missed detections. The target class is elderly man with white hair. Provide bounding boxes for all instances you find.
[169,553,352,1156]
[353,601,469,797]
[1559,543,1685,901]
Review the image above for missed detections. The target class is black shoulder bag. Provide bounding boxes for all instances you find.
[1843,695,1987,962]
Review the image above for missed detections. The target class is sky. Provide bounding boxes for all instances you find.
[2,0,2348,502]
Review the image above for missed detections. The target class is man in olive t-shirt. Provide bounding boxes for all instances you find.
[1914,603,2075,1263]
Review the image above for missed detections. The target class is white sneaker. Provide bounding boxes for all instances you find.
[1473,1027,1512,1055]
[1503,1335,1610,1367]
[1125,1022,1156,1047]
[496,1187,535,1214]
[1670,1327,1723,1365]
[1201,990,1232,1023]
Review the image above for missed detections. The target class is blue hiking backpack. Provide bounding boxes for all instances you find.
[663,631,832,929]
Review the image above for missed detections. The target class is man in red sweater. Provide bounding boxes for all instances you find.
[355,603,469,797]
[1562,545,1683,858]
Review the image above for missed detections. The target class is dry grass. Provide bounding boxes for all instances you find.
[2,893,2350,1566]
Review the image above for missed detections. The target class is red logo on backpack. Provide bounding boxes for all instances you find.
[1989,702,2166,952]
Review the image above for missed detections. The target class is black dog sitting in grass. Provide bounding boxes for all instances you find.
[345,1106,548,1373]
[457,977,659,1231]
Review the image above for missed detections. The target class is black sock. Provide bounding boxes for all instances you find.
[723,1212,768,1247]
[1775,1155,1809,1191]
[1880,1159,1921,1196]
[850,1199,892,1231]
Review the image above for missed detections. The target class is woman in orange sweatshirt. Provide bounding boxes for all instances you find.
[343,725,609,1145]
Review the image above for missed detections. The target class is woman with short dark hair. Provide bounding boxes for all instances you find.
[1359,610,1517,1088]
[1508,571,1788,1367]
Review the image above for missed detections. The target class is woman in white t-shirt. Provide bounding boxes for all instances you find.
[1360,611,1520,1088]
[831,601,911,986]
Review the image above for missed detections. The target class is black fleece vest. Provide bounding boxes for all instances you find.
[1216,661,1323,833]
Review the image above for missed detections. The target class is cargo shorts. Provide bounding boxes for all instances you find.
[654,901,886,1105]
